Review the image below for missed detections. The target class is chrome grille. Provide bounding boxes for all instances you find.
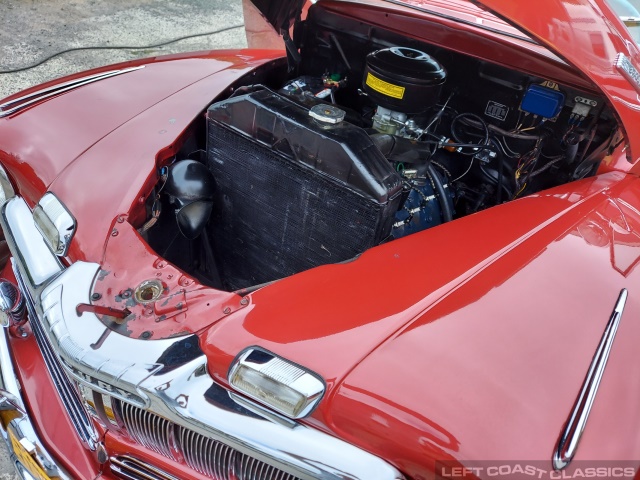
[177,426,236,479]
[118,401,177,460]
[111,456,179,480]
[14,264,98,450]
[115,401,301,480]
[235,453,300,480]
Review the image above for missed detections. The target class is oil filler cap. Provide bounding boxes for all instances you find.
[309,104,346,125]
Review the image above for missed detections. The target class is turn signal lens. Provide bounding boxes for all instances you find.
[229,348,325,419]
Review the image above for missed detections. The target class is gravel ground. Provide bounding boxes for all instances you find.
[0,0,245,476]
[0,0,247,99]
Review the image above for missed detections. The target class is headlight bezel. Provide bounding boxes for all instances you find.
[32,192,76,257]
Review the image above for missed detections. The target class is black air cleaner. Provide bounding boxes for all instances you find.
[363,47,446,113]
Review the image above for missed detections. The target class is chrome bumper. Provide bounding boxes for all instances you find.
[0,325,70,479]
[0,196,404,480]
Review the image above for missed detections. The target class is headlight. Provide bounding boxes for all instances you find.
[32,192,76,257]
[228,348,325,419]
[0,164,15,205]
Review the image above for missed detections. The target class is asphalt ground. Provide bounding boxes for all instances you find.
[0,0,247,99]
[0,0,246,476]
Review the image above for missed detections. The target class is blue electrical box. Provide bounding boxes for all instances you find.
[520,84,565,119]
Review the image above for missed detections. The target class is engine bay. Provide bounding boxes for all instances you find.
[144,1,621,291]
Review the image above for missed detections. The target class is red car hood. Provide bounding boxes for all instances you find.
[0,51,282,261]
[202,171,640,477]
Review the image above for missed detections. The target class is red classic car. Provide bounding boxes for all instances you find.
[0,0,639,479]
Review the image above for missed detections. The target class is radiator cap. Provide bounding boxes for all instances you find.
[309,104,346,125]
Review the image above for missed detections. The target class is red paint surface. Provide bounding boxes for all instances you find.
[201,172,640,478]
[92,220,247,339]
[1,0,640,478]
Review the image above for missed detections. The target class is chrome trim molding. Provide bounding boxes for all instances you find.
[0,324,71,479]
[0,322,21,401]
[111,455,180,480]
[0,66,145,118]
[0,164,15,207]
[33,192,77,257]
[39,265,178,408]
[553,288,628,471]
[1,198,62,299]
[0,280,25,327]
[39,262,404,480]
[616,53,640,95]
[2,194,405,480]
[14,261,99,451]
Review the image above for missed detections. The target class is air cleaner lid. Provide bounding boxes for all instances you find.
[366,47,446,86]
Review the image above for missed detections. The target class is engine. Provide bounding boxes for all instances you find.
[145,23,618,292]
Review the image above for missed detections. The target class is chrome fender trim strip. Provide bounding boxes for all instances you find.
[0,66,144,118]
[553,288,628,470]
[0,325,71,479]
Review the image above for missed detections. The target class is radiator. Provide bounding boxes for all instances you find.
[206,90,402,290]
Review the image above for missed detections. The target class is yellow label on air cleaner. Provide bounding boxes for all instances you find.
[366,72,405,99]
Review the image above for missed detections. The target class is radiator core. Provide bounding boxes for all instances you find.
[206,91,402,290]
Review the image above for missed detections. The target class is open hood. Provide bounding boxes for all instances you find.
[469,0,640,165]
[249,0,306,32]
[251,0,640,164]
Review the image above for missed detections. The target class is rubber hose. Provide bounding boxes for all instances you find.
[426,163,453,222]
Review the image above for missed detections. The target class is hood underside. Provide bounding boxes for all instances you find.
[250,0,306,31]
[254,0,640,164]
[470,0,640,164]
